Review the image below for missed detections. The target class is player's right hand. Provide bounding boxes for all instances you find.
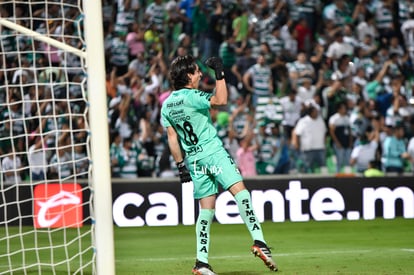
[176,161,192,183]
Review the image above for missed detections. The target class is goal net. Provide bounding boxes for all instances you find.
[0,1,114,274]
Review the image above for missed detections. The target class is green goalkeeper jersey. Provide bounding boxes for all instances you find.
[161,88,223,162]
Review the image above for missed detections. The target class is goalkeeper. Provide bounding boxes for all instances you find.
[161,55,278,274]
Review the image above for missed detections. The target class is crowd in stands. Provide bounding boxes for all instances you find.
[103,0,414,178]
[3,0,414,182]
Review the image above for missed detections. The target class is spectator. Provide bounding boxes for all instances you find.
[384,76,413,128]
[3,92,24,137]
[350,123,380,173]
[364,60,394,116]
[202,2,224,61]
[258,41,288,92]
[191,0,209,58]
[169,33,192,61]
[321,75,349,122]
[247,27,262,59]
[297,0,320,34]
[144,22,163,55]
[138,106,156,160]
[294,16,312,54]
[400,11,414,65]
[132,131,154,177]
[114,0,140,34]
[280,19,298,60]
[136,60,162,107]
[236,130,258,177]
[228,94,250,139]
[117,135,140,178]
[128,52,147,79]
[270,122,290,175]
[144,0,165,33]
[114,93,134,141]
[219,33,239,87]
[363,160,385,177]
[73,143,88,179]
[28,135,48,181]
[165,0,186,56]
[255,7,277,43]
[255,120,279,175]
[243,54,273,111]
[325,31,354,65]
[343,23,360,50]
[374,0,395,46]
[287,51,315,89]
[231,44,256,96]
[110,130,123,178]
[328,101,353,173]
[356,11,378,43]
[297,75,320,103]
[232,7,249,48]
[358,34,378,58]
[264,25,285,58]
[2,147,23,184]
[292,102,327,173]
[178,0,196,35]
[109,31,130,76]
[279,88,303,141]
[49,136,73,180]
[381,123,411,174]
[322,0,352,28]
[389,36,405,58]
[126,22,145,60]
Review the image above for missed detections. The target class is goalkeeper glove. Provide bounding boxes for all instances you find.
[176,160,192,183]
[205,56,224,80]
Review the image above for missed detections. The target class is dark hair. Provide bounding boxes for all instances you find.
[169,55,197,90]
[335,101,347,111]
[369,160,382,170]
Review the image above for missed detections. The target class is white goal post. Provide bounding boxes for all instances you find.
[0,1,114,274]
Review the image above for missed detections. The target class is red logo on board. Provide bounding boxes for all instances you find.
[33,183,83,228]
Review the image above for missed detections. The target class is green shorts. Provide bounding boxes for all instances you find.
[188,149,243,199]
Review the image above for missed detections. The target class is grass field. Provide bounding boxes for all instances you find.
[119,218,414,275]
[1,218,413,274]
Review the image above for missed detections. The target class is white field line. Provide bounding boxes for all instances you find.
[0,249,412,270]
[119,248,413,263]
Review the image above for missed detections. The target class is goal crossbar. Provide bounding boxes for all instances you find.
[0,18,86,59]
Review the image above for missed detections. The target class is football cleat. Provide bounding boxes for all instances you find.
[192,260,217,275]
[251,240,278,272]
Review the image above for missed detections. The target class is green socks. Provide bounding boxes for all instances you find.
[235,189,265,244]
[195,190,265,263]
[196,208,215,263]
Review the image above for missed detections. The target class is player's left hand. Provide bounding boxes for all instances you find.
[205,56,224,80]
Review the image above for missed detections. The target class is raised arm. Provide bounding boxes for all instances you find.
[205,57,228,106]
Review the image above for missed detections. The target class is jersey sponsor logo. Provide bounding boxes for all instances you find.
[33,183,83,228]
[166,99,184,108]
[168,109,184,116]
[169,109,191,123]
[187,145,203,156]
[191,161,223,176]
